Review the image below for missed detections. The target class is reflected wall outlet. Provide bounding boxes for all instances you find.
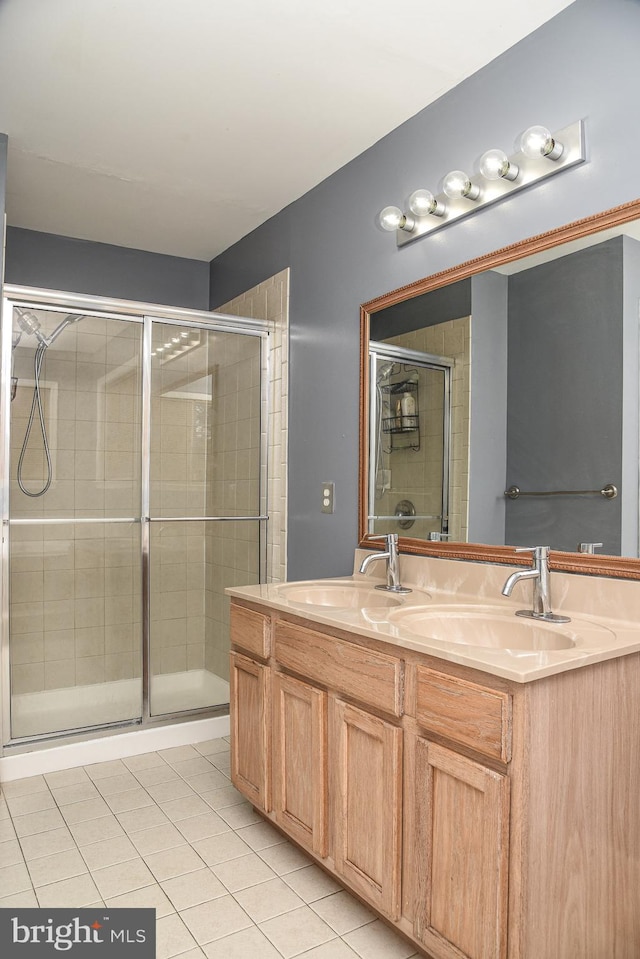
[321,482,335,514]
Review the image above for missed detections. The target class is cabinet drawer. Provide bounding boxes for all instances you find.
[230,603,271,659]
[415,666,511,763]
[275,620,403,717]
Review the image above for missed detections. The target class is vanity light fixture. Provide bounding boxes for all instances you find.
[378,119,585,246]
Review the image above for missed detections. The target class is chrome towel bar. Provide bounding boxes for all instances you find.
[504,483,617,500]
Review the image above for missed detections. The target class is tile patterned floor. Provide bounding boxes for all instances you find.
[0,739,420,958]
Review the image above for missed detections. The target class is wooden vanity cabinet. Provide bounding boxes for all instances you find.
[229,598,640,959]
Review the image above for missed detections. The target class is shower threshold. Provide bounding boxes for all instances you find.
[11,668,230,740]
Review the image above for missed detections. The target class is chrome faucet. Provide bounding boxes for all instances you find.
[359,533,411,594]
[501,546,570,623]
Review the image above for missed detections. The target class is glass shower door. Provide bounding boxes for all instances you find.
[148,321,265,717]
[6,306,143,739]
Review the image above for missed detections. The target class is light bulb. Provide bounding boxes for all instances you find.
[479,148,519,181]
[519,125,563,160]
[407,189,445,218]
[376,205,415,233]
[442,170,480,201]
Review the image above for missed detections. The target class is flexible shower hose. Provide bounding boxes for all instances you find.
[16,341,54,497]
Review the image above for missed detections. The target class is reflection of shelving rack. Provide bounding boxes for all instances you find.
[381,379,420,451]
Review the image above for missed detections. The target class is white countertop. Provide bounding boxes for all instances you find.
[226,570,640,683]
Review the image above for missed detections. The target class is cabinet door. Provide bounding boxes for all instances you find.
[333,698,402,918]
[230,651,271,812]
[273,672,328,856]
[413,738,509,959]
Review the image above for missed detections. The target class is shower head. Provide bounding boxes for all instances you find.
[46,313,84,347]
[15,309,49,347]
[376,360,396,382]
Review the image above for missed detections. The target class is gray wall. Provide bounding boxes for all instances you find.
[209,0,640,580]
[505,239,623,552]
[5,227,210,310]
[0,135,7,288]
[369,280,471,340]
[621,236,640,556]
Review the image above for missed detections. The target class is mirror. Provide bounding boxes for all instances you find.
[359,199,640,578]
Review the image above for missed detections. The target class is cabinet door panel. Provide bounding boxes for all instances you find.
[333,698,402,918]
[414,739,509,959]
[230,651,271,812]
[273,672,328,856]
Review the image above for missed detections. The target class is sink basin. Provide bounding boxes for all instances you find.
[275,581,409,609]
[388,604,578,650]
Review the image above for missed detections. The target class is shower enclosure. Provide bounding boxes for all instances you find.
[1,290,269,747]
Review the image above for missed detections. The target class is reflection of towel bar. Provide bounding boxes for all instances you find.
[504,483,617,500]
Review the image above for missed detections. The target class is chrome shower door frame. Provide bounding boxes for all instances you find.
[0,287,270,749]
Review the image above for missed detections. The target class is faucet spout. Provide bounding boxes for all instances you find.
[501,567,539,597]
[359,533,411,593]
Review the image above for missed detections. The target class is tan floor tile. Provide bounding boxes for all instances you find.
[117,804,169,834]
[170,757,217,779]
[200,785,245,810]
[61,797,112,824]
[233,876,305,923]
[20,826,76,861]
[183,770,230,794]
[172,950,206,959]
[0,820,16,842]
[106,881,175,918]
[45,767,91,789]
[2,775,49,798]
[158,745,201,765]
[156,913,199,959]
[236,820,288,851]
[79,834,138,870]
[191,832,252,866]
[146,779,195,803]
[27,848,88,887]
[299,940,363,958]
[95,771,140,796]
[0,838,25,866]
[132,765,180,788]
[36,873,101,907]
[123,752,167,772]
[144,844,205,882]
[50,782,100,805]
[343,919,417,959]
[160,867,226,911]
[105,788,154,814]
[258,840,313,876]
[0,888,39,908]
[129,823,185,857]
[0,861,32,897]
[6,790,55,817]
[180,894,252,945]
[201,925,281,959]
[0,799,9,821]
[92,858,156,899]
[85,760,129,781]
[259,905,336,958]
[68,815,126,846]
[194,739,229,758]
[13,807,66,838]
[212,852,277,893]
[175,811,229,843]
[216,802,263,829]
[311,891,376,935]
[160,795,211,822]
[282,865,342,903]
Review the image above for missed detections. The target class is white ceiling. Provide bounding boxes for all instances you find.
[0,0,575,262]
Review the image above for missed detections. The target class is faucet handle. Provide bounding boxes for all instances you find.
[578,542,603,554]
[514,545,550,565]
[368,533,398,544]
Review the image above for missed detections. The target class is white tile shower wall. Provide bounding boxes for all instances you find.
[215,268,289,585]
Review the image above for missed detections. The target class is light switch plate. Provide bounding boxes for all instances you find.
[321,482,335,514]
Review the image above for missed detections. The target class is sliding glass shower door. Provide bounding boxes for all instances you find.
[3,299,268,744]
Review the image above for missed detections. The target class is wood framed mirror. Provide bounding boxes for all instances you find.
[359,198,640,578]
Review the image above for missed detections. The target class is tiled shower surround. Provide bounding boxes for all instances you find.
[6,280,290,738]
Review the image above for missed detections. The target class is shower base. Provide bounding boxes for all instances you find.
[11,668,230,740]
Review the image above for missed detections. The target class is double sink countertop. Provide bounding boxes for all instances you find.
[226,552,640,683]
